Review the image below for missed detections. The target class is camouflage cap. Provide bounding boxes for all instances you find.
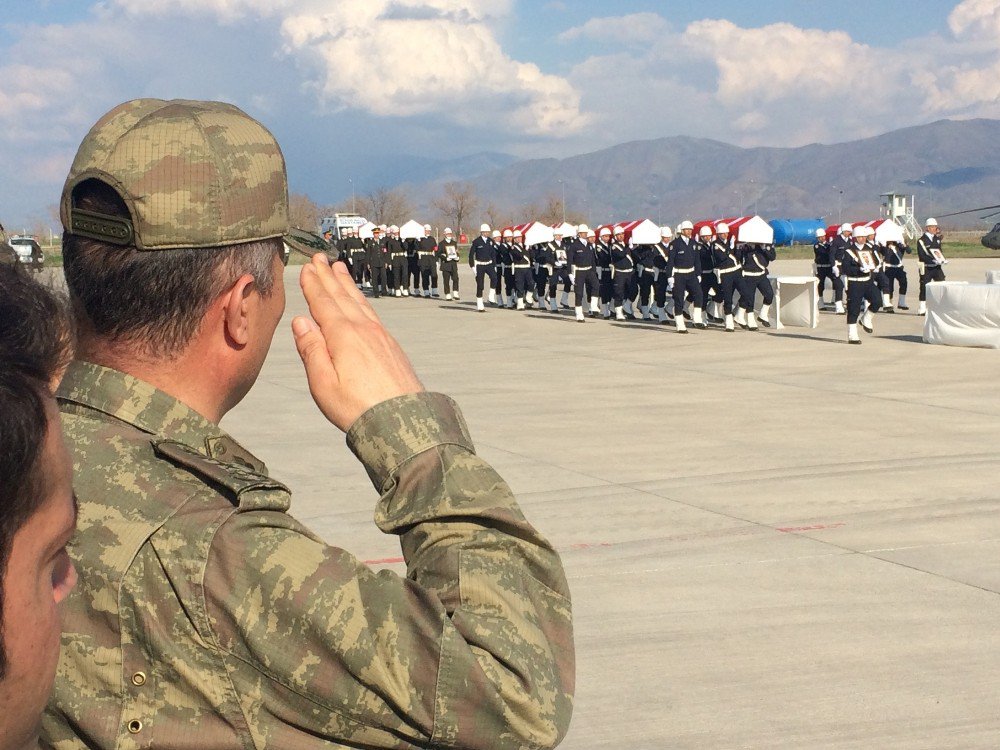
[60,98,292,251]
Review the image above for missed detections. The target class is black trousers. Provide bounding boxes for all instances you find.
[407,256,420,288]
[598,269,613,304]
[535,266,550,299]
[440,260,459,294]
[418,257,438,291]
[612,270,633,307]
[700,272,720,309]
[885,266,907,297]
[574,269,599,306]
[847,278,882,323]
[816,266,843,302]
[717,271,741,315]
[873,270,890,295]
[351,258,367,285]
[739,274,773,311]
[369,265,388,296]
[626,272,639,306]
[513,266,532,298]
[638,270,655,308]
[653,272,670,309]
[919,265,945,301]
[672,272,703,312]
[475,264,497,296]
[548,267,572,298]
[390,257,406,289]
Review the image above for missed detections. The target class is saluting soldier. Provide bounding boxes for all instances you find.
[917,218,946,315]
[711,222,742,332]
[470,223,498,312]
[437,227,461,300]
[547,230,572,313]
[610,225,634,321]
[666,221,704,333]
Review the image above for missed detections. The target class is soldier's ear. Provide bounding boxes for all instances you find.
[222,274,256,347]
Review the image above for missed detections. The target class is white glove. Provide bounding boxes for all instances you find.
[832,266,840,278]
[667,278,675,292]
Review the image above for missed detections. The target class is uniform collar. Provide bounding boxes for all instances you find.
[57,360,267,473]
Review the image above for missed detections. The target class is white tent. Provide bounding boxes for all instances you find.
[399,220,426,240]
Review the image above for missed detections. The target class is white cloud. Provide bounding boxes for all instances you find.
[559,13,671,45]
[948,0,1000,42]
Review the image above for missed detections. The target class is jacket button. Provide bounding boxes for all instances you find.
[131,672,147,686]
[127,720,143,734]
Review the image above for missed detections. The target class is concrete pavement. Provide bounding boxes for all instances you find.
[224,257,1000,749]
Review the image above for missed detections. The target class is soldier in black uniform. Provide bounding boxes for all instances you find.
[610,226,634,321]
[917,218,946,315]
[386,225,407,297]
[842,225,882,343]
[711,222,742,332]
[365,227,388,297]
[634,242,656,319]
[813,228,844,312]
[494,230,513,308]
[651,226,674,323]
[737,242,776,330]
[437,227,461,300]
[547,232,572,313]
[509,231,533,310]
[416,224,439,298]
[697,225,721,322]
[595,227,614,318]
[532,238,554,309]
[882,239,911,311]
[666,221,704,333]
[828,223,854,314]
[341,228,366,288]
[570,225,599,322]
[469,224,497,312]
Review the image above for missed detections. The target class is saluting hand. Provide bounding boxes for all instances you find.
[292,255,424,432]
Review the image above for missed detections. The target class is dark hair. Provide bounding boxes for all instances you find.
[0,264,75,679]
[63,179,281,359]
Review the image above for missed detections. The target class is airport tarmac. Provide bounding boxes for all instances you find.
[222,258,1000,749]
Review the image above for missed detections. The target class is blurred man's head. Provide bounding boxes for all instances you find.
[0,265,77,749]
[60,99,293,419]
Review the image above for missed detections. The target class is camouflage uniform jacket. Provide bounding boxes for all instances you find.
[44,362,574,749]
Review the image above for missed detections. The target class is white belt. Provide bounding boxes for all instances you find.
[474,260,493,266]
[674,267,695,273]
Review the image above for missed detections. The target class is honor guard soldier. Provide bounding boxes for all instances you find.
[711,222,742,332]
[736,242,776,330]
[437,227,461,300]
[869,235,893,313]
[814,228,845,313]
[917,218,946,315]
[651,226,674,323]
[532,236,554,309]
[493,230,511,307]
[595,227,614,318]
[547,230,572,312]
[470,223,498,311]
[510,230,533,310]
[610,225,635,321]
[365,226,389,297]
[634,241,656,319]
[386,225,407,296]
[697,225,721,322]
[343,227,367,288]
[882,239,910,311]
[842,225,882,343]
[829,223,853,311]
[417,224,439,298]
[666,221,704,333]
[46,98,574,750]
[570,224,600,322]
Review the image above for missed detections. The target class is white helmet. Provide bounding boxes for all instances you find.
[599,227,611,237]
[577,223,589,234]
[423,223,431,231]
[660,226,673,238]
[492,230,501,238]
[840,223,853,234]
[513,230,523,238]
[816,228,826,238]
[389,224,399,233]
[614,225,625,235]
[586,229,596,238]
[926,217,938,227]
[379,224,388,232]
[480,223,491,233]
[554,229,564,237]
[677,220,694,232]
[716,222,730,234]
[503,229,513,238]
[444,227,453,235]
[698,226,713,238]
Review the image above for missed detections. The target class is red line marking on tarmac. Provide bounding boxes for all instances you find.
[775,522,846,533]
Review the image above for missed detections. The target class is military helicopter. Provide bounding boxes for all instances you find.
[936,204,1000,250]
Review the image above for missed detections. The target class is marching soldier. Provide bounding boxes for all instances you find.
[570,224,600,322]
[386,225,408,296]
[417,224,439,297]
[666,221,704,333]
[737,242,776,330]
[470,223,498,312]
[365,225,389,297]
[814,228,845,313]
[596,227,614,318]
[611,225,634,321]
[510,230,532,310]
[533,238,554,309]
[495,229,514,307]
[842,225,882,343]
[437,227,461,300]
[634,241,656,319]
[343,227,367,288]
[883,239,911,311]
[829,223,853,311]
[547,230,572,313]
[917,218,946,315]
[651,226,674,323]
[697,225,721,322]
[711,222,742,332]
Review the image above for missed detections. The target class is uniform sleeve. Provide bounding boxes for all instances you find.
[204,393,574,750]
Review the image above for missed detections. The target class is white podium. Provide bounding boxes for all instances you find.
[765,275,819,330]
[923,282,1000,349]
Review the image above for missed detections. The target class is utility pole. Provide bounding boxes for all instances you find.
[349,177,355,214]
[559,179,566,223]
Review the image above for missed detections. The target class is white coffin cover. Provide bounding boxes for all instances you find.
[867,220,905,246]
[551,222,577,238]
[517,221,555,246]
[923,282,1000,349]
[399,220,426,240]
[622,219,660,245]
[734,215,774,245]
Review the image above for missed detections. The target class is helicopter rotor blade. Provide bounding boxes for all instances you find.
[936,204,1000,218]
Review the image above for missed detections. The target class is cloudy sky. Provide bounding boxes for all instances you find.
[2,0,999,229]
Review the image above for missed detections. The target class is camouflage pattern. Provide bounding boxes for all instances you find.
[44,361,575,749]
[59,99,290,251]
